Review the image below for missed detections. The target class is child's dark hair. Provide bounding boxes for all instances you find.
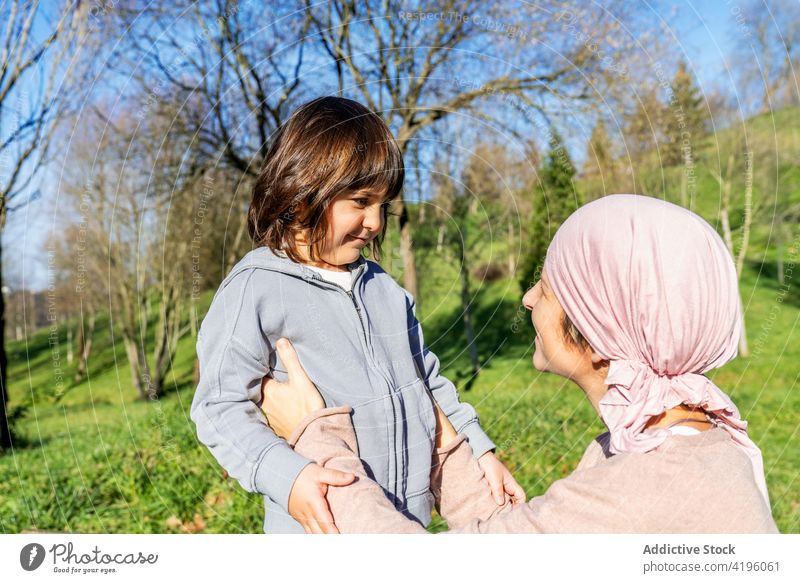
[248,96,405,262]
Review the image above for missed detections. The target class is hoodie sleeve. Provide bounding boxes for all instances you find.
[405,292,497,460]
[190,269,313,513]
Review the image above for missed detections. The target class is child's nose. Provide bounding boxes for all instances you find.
[363,204,383,231]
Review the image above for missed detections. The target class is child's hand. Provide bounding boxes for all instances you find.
[289,463,355,534]
[477,451,526,506]
[261,338,325,439]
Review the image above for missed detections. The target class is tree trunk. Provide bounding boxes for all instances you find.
[776,219,785,285]
[193,358,201,387]
[152,278,190,400]
[226,211,249,276]
[394,137,419,300]
[738,297,750,358]
[715,150,749,358]
[399,202,418,299]
[680,167,688,209]
[0,241,12,449]
[151,299,172,400]
[735,157,753,359]
[74,311,96,383]
[123,336,147,400]
[458,241,480,379]
[507,218,516,276]
[67,326,74,366]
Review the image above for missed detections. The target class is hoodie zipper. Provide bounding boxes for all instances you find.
[308,266,392,387]
[237,253,403,506]
[306,265,401,502]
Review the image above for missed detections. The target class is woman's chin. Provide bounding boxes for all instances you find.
[532,351,547,372]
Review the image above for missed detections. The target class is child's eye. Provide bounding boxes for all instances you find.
[353,198,369,207]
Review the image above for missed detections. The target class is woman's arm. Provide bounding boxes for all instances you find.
[286,406,426,533]
[263,339,511,531]
[430,405,514,529]
[287,404,513,533]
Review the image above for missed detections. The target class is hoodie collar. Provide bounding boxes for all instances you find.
[231,246,367,283]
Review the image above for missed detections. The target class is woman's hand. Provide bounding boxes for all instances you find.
[260,338,325,439]
[288,463,354,534]
[431,398,458,448]
[432,398,526,506]
[261,338,353,533]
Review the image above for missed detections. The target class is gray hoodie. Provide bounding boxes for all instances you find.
[190,247,495,533]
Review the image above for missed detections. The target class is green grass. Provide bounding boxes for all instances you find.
[1,258,798,534]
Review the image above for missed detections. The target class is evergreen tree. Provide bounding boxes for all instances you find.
[519,134,580,292]
[621,88,666,193]
[624,89,665,163]
[583,119,617,195]
[663,61,706,166]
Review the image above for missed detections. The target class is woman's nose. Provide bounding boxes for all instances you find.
[522,284,538,310]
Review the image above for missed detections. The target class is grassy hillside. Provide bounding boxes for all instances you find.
[2,110,798,534]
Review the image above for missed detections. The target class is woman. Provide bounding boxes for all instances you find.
[261,194,778,533]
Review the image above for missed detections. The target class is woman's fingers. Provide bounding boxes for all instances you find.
[310,500,340,534]
[276,338,312,386]
[307,518,323,534]
[431,400,457,448]
[260,375,279,407]
[318,467,356,487]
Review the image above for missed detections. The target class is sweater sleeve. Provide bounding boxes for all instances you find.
[288,407,510,532]
[288,407,426,534]
[405,292,496,459]
[450,447,678,534]
[431,435,514,529]
[190,270,313,514]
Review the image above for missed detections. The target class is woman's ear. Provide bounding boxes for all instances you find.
[590,351,607,365]
[590,351,609,376]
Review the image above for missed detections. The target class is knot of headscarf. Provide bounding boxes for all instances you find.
[543,195,770,508]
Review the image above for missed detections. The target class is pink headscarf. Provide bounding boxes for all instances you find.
[544,194,769,507]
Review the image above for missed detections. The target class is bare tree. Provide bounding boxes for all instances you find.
[304,0,647,300]
[734,0,800,114]
[0,0,90,449]
[58,95,202,400]
[110,0,312,275]
[427,152,481,380]
[711,138,754,358]
[582,119,619,197]
[460,141,533,276]
[47,225,102,387]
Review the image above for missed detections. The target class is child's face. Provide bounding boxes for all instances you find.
[314,189,387,268]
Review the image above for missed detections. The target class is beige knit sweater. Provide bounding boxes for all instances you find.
[287,407,778,534]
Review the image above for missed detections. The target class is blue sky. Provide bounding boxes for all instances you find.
[6,1,748,291]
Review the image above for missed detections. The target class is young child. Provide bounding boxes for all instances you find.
[190,96,523,533]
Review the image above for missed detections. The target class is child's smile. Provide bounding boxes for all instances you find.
[312,189,387,268]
